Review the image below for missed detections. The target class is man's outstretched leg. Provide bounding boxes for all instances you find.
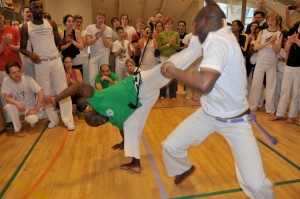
[112,130,124,150]
[120,157,141,173]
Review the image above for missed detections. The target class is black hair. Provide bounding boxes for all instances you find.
[5,61,21,74]
[293,21,300,28]
[63,14,74,25]
[11,19,21,26]
[100,64,110,71]
[232,20,244,34]
[116,26,124,33]
[62,56,73,63]
[254,10,265,18]
[111,17,119,25]
[178,20,186,26]
[245,21,259,34]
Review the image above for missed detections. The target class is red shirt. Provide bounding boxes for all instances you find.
[0,26,22,71]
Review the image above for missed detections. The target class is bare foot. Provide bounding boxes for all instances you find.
[268,115,285,121]
[120,162,141,173]
[175,165,195,185]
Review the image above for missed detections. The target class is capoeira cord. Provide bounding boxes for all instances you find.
[249,113,278,146]
[216,113,278,146]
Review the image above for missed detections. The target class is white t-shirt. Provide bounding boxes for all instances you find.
[1,75,41,110]
[200,26,249,118]
[256,29,281,64]
[182,32,193,46]
[123,25,136,41]
[79,29,89,57]
[86,24,112,56]
[112,39,131,64]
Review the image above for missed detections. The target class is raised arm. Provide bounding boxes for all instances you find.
[161,62,220,94]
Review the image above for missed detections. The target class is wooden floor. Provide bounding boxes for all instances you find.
[0,91,299,199]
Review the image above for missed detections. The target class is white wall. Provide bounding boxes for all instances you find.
[43,0,93,30]
[42,0,288,31]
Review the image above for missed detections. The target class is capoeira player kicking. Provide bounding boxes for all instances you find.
[47,35,203,173]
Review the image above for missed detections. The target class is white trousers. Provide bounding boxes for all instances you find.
[35,58,74,127]
[123,37,203,159]
[249,62,277,113]
[115,61,126,81]
[162,108,274,199]
[89,54,109,86]
[276,66,300,118]
[22,56,35,78]
[274,71,284,109]
[81,55,89,84]
[4,104,38,132]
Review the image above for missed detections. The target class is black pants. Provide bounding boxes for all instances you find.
[160,79,178,98]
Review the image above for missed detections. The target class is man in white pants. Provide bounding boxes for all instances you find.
[2,62,56,133]
[160,1,274,198]
[20,0,74,131]
[86,10,112,87]
[47,34,202,173]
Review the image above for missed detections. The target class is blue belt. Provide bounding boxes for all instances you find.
[215,114,249,123]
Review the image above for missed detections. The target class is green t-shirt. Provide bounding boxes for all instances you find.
[95,72,118,89]
[87,75,142,130]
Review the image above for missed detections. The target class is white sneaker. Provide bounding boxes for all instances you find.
[48,120,58,129]
[67,124,75,131]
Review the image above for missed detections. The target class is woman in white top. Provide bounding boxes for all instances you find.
[249,11,283,114]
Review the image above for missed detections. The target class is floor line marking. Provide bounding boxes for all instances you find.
[0,123,48,198]
[142,134,168,199]
[169,179,300,199]
[257,138,300,170]
[22,130,69,199]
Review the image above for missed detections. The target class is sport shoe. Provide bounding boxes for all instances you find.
[67,124,75,131]
[48,120,58,129]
